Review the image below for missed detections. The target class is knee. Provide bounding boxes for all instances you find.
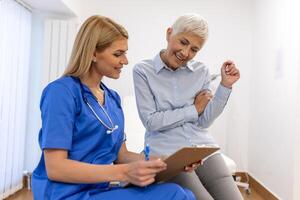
[182,188,196,200]
[162,183,196,200]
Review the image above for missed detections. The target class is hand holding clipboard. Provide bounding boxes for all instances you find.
[155,146,220,182]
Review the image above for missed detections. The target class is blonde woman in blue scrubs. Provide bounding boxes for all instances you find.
[31,15,195,200]
[133,14,243,200]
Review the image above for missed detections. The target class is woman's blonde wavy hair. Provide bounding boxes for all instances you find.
[63,15,128,77]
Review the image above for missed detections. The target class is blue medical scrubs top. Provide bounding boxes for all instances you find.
[32,76,125,200]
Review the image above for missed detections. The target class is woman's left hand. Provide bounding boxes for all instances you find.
[183,161,202,172]
[220,60,240,88]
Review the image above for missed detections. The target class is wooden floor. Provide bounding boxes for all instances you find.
[4,189,32,200]
[240,188,265,200]
[5,187,266,200]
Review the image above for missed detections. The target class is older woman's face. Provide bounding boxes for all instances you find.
[163,29,204,70]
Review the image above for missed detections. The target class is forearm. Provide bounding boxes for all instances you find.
[116,151,144,164]
[142,105,198,132]
[197,84,231,128]
[46,158,127,184]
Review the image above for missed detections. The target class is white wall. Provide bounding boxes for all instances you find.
[294,90,300,200]
[249,0,300,199]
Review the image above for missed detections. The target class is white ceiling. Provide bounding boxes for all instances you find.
[22,0,76,16]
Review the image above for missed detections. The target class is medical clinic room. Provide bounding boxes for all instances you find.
[1,0,300,199]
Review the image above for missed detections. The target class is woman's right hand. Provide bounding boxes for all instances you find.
[123,159,167,187]
[194,90,213,115]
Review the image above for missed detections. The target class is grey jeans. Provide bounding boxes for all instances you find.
[167,153,243,200]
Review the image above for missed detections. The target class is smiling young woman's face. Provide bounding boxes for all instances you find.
[92,38,128,79]
[162,29,204,70]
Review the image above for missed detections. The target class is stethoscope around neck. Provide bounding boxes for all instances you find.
[78,79,119,134]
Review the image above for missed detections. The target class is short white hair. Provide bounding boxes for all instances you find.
[171,13,209,41]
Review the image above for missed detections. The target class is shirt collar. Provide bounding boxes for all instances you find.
[153,50,196,73]
[153,52,166,73]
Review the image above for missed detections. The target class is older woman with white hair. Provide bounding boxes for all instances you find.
[133,14,242,200]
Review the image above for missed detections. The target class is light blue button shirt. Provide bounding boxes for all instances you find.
[133,51,232,156]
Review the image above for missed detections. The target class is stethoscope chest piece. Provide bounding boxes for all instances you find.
[106,125,119,134]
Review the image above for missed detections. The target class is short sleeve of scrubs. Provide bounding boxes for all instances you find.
[40,82,77,150]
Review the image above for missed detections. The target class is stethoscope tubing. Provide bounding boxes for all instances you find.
[77,77,119,134]
[85,99,118,134]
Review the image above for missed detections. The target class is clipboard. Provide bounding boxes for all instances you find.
[155,146,220,182]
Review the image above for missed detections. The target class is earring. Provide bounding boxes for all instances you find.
[92,59,97,63]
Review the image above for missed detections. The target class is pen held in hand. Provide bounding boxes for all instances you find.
[144,144,150,161]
